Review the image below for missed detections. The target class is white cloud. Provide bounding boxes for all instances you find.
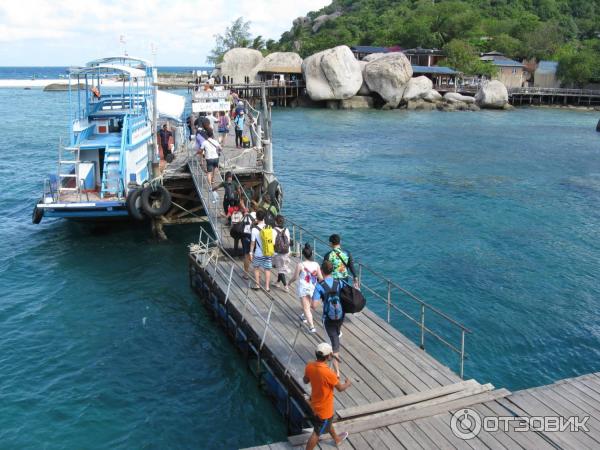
[0,0,331,65]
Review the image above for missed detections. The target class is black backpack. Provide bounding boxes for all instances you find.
[224,183,239,203]
[340,283,366,314]
[274,227,289,254]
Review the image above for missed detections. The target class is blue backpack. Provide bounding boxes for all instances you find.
[321,280,344,321]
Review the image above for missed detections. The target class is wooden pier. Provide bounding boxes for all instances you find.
[177,96,599,449]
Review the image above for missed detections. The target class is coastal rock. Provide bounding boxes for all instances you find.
[357,61,371,95]
[424,89,443,103]
[339,95,374,109]
[475,80,509,109]
[312,12,342,33]
[403,76,433,101]
[362,51,403,62]
[406,99,436,111]
[293,16,310,28]
[444,92,476,104]
[218,48,263,84]
[364,52,413,108]
[250,52,302,80]
[302,45,362,101]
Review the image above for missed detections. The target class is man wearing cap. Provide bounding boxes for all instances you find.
[304,342,351,449]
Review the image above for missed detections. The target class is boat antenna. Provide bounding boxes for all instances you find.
[119,34,128,56]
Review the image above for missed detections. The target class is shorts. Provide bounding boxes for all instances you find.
[242,236,251,255]
[252,255,272,270]
[324,319,343,353]
[206,158,219,171]
[311,415,333,436]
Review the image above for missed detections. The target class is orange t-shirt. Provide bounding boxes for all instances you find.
[304,361,339,419]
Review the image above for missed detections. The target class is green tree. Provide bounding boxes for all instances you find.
[445,39,497,77]
[207,17,252,64]
[556,40,600,86]
[251,35,265,50]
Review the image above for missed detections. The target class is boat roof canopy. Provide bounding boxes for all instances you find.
[70,63,147,78]
[86,56,151,68]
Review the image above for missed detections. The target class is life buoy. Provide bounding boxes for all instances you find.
[91,86,100,98]
[126,189,146,221]
[32,204,44,224]
[140,185,172,217]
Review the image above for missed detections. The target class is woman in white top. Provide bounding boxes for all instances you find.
[198,129,221,185]
[289,243,323,332]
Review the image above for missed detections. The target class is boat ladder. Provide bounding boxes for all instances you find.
[57,144,83,200]
[100,144,122,198]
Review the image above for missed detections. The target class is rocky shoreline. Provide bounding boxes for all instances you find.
[214,45,511,112]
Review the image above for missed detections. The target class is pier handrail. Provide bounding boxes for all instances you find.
[192,226,326,382]
[508,87,600,96]
[224,171,470,378]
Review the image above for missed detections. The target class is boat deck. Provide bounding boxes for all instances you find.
[79,132,121,149]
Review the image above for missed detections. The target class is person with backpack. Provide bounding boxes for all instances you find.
[217,111,230,145]
[312,260,345,376]
[249,209,274,292]
[214,171,241,216]
[240,209,256,278]
[289,243,323,333]
[323,234,359,288]
[233,110,245,148]
[273,215,291,292]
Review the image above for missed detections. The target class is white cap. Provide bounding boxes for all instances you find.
[316,342,333,357]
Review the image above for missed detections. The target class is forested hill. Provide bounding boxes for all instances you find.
[275,0,600,83]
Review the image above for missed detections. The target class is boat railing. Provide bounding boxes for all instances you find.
[227,168,470,378]
[191,226,330,382]
[118,115,129,198]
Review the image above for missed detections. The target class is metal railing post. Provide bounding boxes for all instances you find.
[223,265,234,305]
[460,330,465,379]
[284,322,303,377]
[358,264,362,287]
[386,282,391,323]
[260,301,275,350]
[420,304,426,350]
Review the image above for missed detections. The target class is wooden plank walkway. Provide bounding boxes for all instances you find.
[243,373,600,449]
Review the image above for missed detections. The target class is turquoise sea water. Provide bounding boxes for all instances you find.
[1,87,599,448]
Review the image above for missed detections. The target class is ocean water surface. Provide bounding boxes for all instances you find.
[1,86,599,448]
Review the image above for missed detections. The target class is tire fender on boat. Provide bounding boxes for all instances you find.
[32,204,44,224]
[267,179,283,210]
[140,185,172,217]
[596,119,600,132]
[126,188,146,221]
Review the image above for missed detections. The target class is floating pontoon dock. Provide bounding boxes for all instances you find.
[180,92,600,449]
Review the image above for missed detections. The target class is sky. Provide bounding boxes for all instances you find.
[0,0,331,66]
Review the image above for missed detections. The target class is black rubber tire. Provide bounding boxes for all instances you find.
[267,179,283,210]
[126,189,146,221]
[140,185,172,217]
[32,204,44,224]
[596,119,600,132]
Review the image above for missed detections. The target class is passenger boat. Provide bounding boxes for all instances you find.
[32,56,161,222]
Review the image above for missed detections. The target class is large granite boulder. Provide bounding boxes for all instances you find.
[364,52,413,108]
[219,48,263,84]
[250,52,302,80]
[403,76,433,101]
[302,45,362,101]
[444,92,476,104]
[475,80,509,108]
[424,89,443,103]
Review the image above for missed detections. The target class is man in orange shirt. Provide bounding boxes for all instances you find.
[303,342,352,449]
